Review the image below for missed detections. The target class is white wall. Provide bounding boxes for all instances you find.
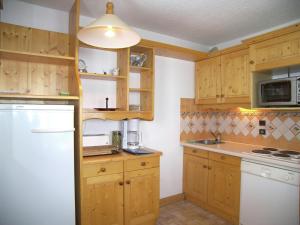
[141,56,194,198]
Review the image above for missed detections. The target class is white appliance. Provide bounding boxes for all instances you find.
[240,159,300,225]
[0,104,75,225]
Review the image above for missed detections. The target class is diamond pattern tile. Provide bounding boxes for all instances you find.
[180,111,299,142]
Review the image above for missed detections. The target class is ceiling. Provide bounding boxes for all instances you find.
[19,0,300,47]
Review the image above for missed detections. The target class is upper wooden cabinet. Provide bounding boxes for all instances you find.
[195,57,221,104]
[249,31,300,71]
[221,49,250,104]
[195,49,250,105]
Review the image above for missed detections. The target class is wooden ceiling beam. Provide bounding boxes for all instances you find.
[138,39,208,62]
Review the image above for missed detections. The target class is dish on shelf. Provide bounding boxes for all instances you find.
[94,108,119,111]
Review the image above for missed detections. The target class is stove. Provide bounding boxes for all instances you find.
[243,147,300,171]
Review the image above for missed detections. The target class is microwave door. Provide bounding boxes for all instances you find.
[259,79,297,106]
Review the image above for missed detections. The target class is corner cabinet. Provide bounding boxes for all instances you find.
[195,49,250,105]
[183,147,241,225]
[82,154,160,225]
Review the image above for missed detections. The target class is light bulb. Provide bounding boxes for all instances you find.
[105,26,115,37]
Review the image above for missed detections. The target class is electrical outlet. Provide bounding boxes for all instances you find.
[259,120,266,126]
[259,129,266,135]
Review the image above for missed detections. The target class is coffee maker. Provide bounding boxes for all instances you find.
[121,119,141,150]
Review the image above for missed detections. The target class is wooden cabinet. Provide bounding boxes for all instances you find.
[183,147,241,225]
[184,154,208,203]
[82,154,160,225]
[249,31,300,71]
[221,49,250,103]
[82,173,124,225]
[195,49,250,105]
[207,160,241,224]
[195,57,221,104]
[124,168,159,225]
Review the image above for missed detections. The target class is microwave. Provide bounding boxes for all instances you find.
[258,77,300,106]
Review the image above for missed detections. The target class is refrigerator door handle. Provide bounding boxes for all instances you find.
[31,128,75,133]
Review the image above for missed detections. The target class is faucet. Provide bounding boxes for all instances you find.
[211,131,222,143]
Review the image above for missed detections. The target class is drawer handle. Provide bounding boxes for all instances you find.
[98,167,106,173]
[249,60,255,64]
[126,180,131,185]
[119,181,124,186]
[203,165,207,169]
[141,162,147,166]
[208,166,212,170]
[192,150,197,153]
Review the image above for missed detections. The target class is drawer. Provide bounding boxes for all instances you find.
[125,156,160,171]
[184,147,208,158]
[83,161,123,177]
[209,152,240,166]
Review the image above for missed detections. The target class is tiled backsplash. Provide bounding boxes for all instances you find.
[180,98,300,150]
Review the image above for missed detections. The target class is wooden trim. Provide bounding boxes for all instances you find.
[253,56,300,72]
[0,94,79,100]
[243,23,300,45]
[160,193,185,207]
[138,39,208,61]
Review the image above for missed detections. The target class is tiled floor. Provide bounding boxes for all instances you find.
[157,201,232,225]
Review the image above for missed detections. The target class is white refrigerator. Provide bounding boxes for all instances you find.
[0,104,76,225]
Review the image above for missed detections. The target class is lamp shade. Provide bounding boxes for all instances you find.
[77,2,141,49]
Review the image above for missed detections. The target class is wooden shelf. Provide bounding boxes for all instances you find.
[83,109,153,121]
[0,49,75,64]
[130,66,151,73]
[0,94,79,101]
[129,88,152,93]
[80,72,127,81]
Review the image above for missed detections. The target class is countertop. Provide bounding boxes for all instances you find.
[181,141,300,171]
[83,147,162,165]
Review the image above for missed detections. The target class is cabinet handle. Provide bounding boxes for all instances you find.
[119,181,124,186]
[220,94,224,98]
[208,166,212,170]
[192,149,197,153]
[98,167,106,173]
[126,180,131,185]
[203,165,207,169]
[249,60,255,64]
[141,162,146,166]
[216,94,220,98]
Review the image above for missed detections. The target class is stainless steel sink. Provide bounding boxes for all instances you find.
[188,139,224,145]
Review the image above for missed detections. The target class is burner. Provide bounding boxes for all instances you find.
[272,153,290,158]
[279,150,300,155]
[263,147,278,151]
[252,150,271,154]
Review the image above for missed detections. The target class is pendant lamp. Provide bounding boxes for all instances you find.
[77,1,141,49]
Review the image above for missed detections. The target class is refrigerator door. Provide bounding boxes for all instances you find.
[0,105,75,225]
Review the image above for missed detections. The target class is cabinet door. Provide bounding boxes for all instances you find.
[250,31,300,71]
[124,168,159,225]
[208,160,241,222]
[195,57,221,104]
[82,173,124,225]
[221,49,250,104]
[184,154,209,203]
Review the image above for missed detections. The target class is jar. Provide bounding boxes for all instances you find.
[112,131,122,150]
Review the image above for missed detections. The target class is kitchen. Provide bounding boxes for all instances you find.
[0,0,300,225]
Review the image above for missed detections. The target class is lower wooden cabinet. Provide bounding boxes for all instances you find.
[82,155,160,225]
[82,173,124,225]
[124,168,160,225]
[183,147,241,225]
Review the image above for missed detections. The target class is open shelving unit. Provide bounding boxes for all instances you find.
[80,43,155,121]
